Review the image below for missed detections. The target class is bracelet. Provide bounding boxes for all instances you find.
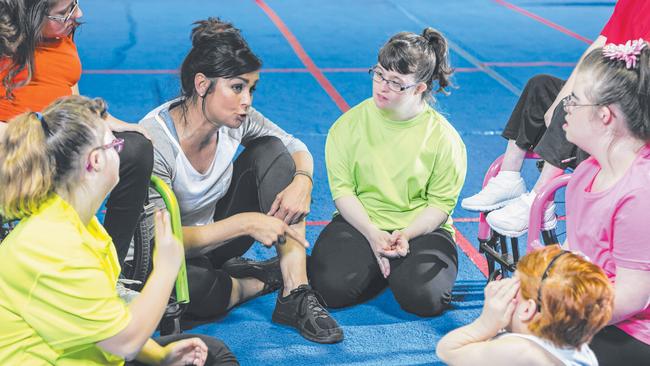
[294,170,313,186]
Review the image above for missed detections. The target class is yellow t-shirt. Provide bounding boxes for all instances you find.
[0,195,131,365]
[326,98,467,234]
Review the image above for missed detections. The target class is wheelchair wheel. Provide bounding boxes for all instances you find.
[125,201,155,290]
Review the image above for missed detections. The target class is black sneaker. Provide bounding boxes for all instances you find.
[272,284,344,344]
[222,256,283,296]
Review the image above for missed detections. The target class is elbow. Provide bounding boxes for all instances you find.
[99,340,144,361]
[121,343,142,362]
[435,341,450,364]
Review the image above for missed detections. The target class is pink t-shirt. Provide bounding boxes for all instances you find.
[566,145,650,345]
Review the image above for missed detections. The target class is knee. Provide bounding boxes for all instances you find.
[527,74,554,86]
[392,283,452,317]
[245,136,287,158]
[525,74,557,93]
[118,132,154,176]
[309,261,362,308]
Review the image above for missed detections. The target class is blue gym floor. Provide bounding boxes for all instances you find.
[78,1,612,364]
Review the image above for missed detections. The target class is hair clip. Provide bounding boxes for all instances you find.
[602,38,647,69]
[34,112,52,137]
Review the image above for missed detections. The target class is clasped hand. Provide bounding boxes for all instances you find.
[367,229,410,278]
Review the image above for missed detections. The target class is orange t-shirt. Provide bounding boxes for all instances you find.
[0,36,82,122]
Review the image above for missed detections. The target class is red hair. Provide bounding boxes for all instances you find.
[517,245,614,348]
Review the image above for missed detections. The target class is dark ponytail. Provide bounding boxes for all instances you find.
[179,17,262,101]
[421,27,453,94]
[377,27,454,102]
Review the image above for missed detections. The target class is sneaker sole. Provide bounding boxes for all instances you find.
[272,312,344,344]
[460,196,523,212]
[487,218,558,238]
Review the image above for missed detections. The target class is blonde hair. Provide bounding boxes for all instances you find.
[0,95,107,219]
[517,245,614,348]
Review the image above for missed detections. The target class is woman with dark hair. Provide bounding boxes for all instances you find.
[0,96,237,365]
[308,28,467,317]
[139,18,343,344]
[0,0,153,266]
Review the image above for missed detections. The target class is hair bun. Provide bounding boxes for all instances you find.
[421,27,445,47]
[190,17,239,47]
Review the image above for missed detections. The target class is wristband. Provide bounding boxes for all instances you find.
[294,170,313,185]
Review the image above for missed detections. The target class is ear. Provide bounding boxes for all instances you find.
[193,73,211,98]
[598,105,614,126]
[85,150,102,173]
[414,82,428,96]
[517,298,538,323]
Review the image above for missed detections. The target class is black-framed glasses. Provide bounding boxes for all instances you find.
[536,251,571,312]
[47,0,79,23]
[368,67,418,93]
[561,93,601,113]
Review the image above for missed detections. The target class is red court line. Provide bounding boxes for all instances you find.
[306,220,489,278]
[453,225,489,278]
[81,62,573,76]
[483,61,575,67]
[254,0,350,112]
[493,0,592,44]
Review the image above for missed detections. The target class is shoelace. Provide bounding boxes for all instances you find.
[295,287,329,319]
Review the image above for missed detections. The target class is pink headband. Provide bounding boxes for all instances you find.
[602,38,647,69]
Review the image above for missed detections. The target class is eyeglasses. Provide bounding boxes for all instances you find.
[86,138,124,172]
[536,251,571,312]
[47,0,79,23]
[94,137,125,154]
[369,67,418,93]
[561,93,601,113]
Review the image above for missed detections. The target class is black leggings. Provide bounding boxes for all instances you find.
[308,215,458,317]
[590,326,650,366]
[125,333,238,365]
[501,74,589,169]
[184,136,295,320]
[104,131,154,266]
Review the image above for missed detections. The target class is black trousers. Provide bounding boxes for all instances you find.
[590,326,650,366]
[104,131,154,266]
[308,215,458,317]
[125,333,238,366]
[184,136,295,320]
[501,74,589,169]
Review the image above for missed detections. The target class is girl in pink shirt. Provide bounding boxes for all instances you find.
[564,38,650,366]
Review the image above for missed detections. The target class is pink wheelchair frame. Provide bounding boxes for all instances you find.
[477,152,571,281]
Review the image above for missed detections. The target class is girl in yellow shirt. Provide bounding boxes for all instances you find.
[0,96,236,365]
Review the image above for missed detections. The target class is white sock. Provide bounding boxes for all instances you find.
[495,170,521,181]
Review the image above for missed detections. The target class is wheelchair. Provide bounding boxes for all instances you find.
[123,176,190,335]
[0,176,190,336]
[476,151,571,281]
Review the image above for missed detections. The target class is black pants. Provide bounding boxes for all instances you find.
[590,326,650,366]
[501,74,588,169]
[125,333,238,366]
[104,131,154,266]
[308,215,458,317]
[185,136,295,320]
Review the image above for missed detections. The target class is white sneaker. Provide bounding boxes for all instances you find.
[486,191,557,237]
[461,173,526,212]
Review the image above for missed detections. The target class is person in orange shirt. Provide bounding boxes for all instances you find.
[0,0,153,266]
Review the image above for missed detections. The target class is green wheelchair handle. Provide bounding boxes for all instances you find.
[150,175,190,304]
